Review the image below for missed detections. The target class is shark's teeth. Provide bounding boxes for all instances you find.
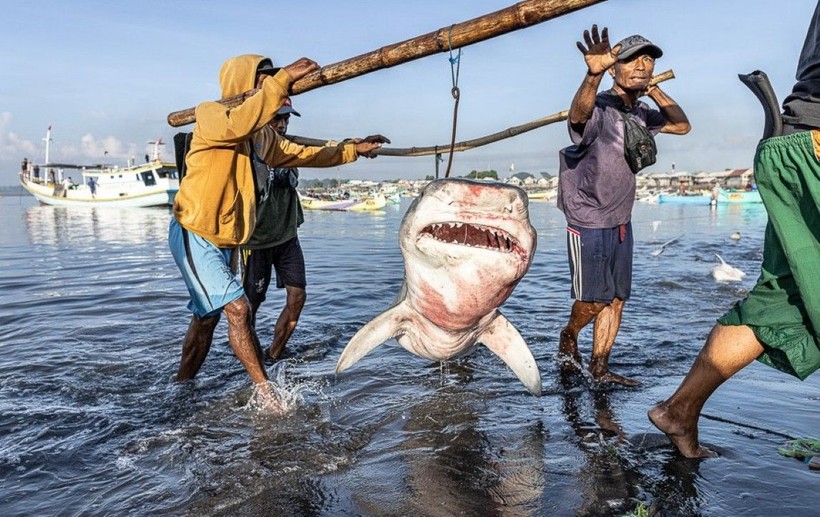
[420,222,518,253]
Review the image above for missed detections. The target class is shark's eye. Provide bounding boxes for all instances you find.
[433,191,454,206]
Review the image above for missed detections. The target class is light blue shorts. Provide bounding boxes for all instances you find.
[168,219,245,318]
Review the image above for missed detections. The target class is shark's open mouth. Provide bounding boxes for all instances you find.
[419,222,520,253]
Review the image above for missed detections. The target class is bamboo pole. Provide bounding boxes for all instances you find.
[288,70,675,157]
[167,0,606,127]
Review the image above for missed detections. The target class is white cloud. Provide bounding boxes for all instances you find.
[0,112,39,160]
[54,134,141,164]
[0,113,166,179]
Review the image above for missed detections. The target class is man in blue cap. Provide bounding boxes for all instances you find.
[241,94,308,363]
[556,26,690,386]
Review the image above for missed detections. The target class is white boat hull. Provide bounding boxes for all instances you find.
[19,162,178,208]
[24,187,175,207]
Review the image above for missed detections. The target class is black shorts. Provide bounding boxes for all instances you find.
[243,237,306,306]
[566,223,633,302]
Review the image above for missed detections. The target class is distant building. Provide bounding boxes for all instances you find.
[724,168,754,189]
[509,172,536,186]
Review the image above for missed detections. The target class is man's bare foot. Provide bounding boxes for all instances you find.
[248,381,292,415]
[648,403,718,458]
[559,329,583,371]
[592,370,641,387]
[255,380,273,397]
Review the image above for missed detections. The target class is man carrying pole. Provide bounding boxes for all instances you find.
[168,54,386,396]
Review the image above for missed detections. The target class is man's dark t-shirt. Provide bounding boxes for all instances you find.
[557,91,666,228]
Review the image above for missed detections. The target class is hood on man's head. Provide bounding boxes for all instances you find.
[218,54,270,98]
[615,35,663,61]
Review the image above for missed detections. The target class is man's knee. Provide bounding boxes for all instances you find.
[287,286,306,310]
[575,300,608,314]
[223,296,252,324]
[191,313,220,333]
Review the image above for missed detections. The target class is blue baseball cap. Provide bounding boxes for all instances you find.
[277,97,301,117]
[615,35,663,61]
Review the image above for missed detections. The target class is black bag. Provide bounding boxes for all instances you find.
[173,132,193,180]
[620,111,657,174]
[271,167,299,189]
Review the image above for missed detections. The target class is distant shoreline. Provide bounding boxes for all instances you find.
[0,185,25,196]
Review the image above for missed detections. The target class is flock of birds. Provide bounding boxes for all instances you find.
[649,223,747,283]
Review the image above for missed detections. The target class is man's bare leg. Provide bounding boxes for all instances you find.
[648,323,763,458]
[266,285,306,361]
[176,313,220,381]
[589,298,638,386]
[223,296,270,390]
[559,300,607,371]
[247,298,266,366]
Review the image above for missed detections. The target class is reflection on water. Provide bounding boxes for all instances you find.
[0,196,818,516]
[558,370,640,516]
[23,204,171,245]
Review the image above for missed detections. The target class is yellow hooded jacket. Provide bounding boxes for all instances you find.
[173,54,357,247]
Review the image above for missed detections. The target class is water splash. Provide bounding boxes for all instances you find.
[244,362,331,416]
[245,382,300,416]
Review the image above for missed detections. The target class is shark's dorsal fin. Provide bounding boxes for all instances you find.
[479,312,542,396]
[336,302,410,374]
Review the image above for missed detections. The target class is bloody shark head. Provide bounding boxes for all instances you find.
[336,178,541,395]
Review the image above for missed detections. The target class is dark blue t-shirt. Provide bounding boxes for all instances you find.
[557,91,665,228]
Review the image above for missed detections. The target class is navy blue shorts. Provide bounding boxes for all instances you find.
[243,237,306,307]
[566,223,633,302]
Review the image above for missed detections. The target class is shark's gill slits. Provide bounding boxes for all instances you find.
[420,222,517,253]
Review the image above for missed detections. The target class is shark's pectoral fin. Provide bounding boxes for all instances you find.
[336,303,410,374]
[479,312,542,396]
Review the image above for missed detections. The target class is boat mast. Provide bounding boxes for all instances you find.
[147,137,165,161]
[43,124,52,165]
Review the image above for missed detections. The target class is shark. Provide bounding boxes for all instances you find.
[336,178,542,395]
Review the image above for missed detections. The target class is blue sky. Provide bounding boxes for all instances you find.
[0,0,814,186]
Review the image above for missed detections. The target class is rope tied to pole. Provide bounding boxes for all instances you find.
[444,25,462,178]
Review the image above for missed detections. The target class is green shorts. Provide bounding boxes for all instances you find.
[718,130,820,380]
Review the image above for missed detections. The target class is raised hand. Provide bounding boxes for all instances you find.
[353,134,391,158]
[576,25,620,75]
[282,57,320,82]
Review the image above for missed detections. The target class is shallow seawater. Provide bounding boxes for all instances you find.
[0,194,817,516]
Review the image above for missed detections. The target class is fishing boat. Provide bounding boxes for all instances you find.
[19,161,179,207]
[347,193,387,211]
[718,189,762,204]
[300,192,386,211]
[299,195,357,211]
[657,193,712,205]
[525,190,555,201]
[385,192,402,205]
[18,128,179,207]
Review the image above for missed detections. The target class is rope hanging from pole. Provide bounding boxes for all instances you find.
[444,26,461,178]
